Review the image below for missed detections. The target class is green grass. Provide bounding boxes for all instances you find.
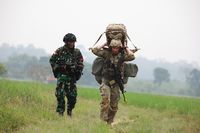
[125,92,200,116]
[0,79,200,133]
[0,80,57,133]
[78,86,100,100]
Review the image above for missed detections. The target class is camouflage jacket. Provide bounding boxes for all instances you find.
[91,47,135,81]
[49,45,84,79]
[91,47,135,61]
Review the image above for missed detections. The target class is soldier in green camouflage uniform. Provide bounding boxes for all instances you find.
[91,39,135,124]
[49,33,84,117]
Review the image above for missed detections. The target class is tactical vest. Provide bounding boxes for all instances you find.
[56,48,76,65]
[102,53,123,79]
[50,46,83,80]
[92,55,138,84]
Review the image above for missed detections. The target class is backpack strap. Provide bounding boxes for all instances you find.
[92,32,105,47]
[126,34,138,49]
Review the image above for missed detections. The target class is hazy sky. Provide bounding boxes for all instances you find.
[0,0,200,65]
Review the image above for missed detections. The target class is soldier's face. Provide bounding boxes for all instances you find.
[67,41,75,49]
[111,47,120,55]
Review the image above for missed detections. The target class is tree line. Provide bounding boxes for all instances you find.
[0,54,200,96]
[0,43,200,96]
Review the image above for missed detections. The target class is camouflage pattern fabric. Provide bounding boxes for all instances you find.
[49,45,84,78]
[49,45,83,115]
[99,80,120,124]
[91,47,134,124]
[55,74,77,114]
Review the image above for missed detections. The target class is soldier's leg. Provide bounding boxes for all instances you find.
[55,80,66,115]
[107,85,120,124]
[99,83,111,122]
[65,83,77,117]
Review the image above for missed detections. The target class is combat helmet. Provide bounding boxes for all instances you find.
[63,33,77,43]
[109,39,122,47]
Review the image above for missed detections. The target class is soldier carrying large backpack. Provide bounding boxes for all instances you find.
[90,24,139,125]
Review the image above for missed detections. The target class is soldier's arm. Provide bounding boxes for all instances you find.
[91,43,109,58]
[49,48,60,70]
[124,47,135,61]
[76,49,84,69]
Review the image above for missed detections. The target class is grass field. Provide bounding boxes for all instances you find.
[0,79,200,133]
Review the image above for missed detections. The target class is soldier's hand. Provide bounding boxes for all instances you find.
[53,64,59,71]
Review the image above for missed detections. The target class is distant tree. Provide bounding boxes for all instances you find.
[0,63,7,77]
[5,54,52,81]
[6,54,38,78]
[39,56,50,65]
[153,67,170,85]
[186,68,200,96]
[27,63,50,81]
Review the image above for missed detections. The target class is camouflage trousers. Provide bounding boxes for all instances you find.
[55,75,77,114]
[99,80,120,124]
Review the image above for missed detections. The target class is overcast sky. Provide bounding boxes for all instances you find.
[0,0,200,65]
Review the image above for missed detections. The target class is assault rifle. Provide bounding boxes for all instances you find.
[112,64,126,102]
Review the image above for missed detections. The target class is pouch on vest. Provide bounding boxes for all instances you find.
[92,57,104,84]
[92,57,104,75]
[92,57,138,85]
[124,63,138,77]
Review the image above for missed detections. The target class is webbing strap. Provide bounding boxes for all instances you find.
[91,32,139,50]
[126,34,138,49]
[92,32,105,47]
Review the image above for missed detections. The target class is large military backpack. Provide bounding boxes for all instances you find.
[91,57,138,84]
[106,24,127,46]
[92,23,137,49]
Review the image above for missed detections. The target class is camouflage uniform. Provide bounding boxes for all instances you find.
[50,45,84,116]
[91,47,134,124]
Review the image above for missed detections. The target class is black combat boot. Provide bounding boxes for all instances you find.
[58,112,63,116]
[67,110,72,117]
[107,119,113,125]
